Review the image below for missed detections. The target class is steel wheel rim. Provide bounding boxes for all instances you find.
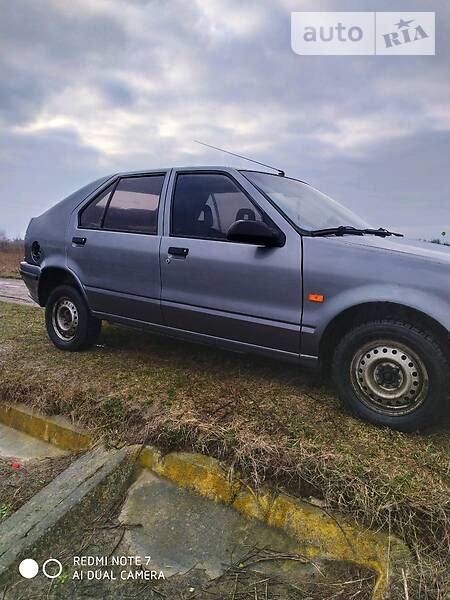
[52,298,79,341]
[350,339,429,415]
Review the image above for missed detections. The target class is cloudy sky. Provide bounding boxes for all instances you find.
[1,0,449,240]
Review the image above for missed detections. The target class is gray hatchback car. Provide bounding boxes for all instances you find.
[20,166,450,431]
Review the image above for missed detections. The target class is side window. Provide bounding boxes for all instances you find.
[103,175,164,234]
[172,173,263,240]
[79,183,114,229]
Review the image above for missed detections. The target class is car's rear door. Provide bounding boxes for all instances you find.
[159,169,302,356]
[67,171,169,324]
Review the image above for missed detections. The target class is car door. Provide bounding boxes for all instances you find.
[160,169,302,356]
[67,172,168,324]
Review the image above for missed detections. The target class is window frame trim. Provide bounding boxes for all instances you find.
[78,172,167,236]
[169,170,281,243]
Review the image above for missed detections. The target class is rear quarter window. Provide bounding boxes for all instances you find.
[78,175,165,234]
[79,183,114,229]
[103,176,164,234]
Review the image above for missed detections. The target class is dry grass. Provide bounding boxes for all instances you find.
[0,247,23,278]
[0,454,76,519]
[183,551,375,600]
[0,301,449,597]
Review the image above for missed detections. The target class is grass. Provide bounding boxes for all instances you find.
[0,248,23,278]
[0,301,449,597]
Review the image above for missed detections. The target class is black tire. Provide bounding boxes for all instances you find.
[45,284,101,351]
[332,319,449,431]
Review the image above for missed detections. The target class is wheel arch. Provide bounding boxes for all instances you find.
[319,301,450,372]
[38,267,87,307]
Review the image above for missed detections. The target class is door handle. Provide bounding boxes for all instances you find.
[72,236,87,246]
[168,246,189,258]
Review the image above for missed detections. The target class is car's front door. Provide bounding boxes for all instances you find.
[67,172,168,323]
[160,169,302,356]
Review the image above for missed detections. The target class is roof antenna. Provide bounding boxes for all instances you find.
[194,140,285,176]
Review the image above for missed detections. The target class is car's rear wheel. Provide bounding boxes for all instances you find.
[332,320,449,431]
[45,284,101,351]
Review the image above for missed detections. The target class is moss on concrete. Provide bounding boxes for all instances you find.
[0,404,90,451]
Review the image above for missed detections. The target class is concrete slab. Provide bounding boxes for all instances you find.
[0,423,66,460]
[120,470,316,581]
[0,446,134,580]
[0,278,35,306]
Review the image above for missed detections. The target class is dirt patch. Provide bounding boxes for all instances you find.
[0,301,449,597]
[0,454,77,521]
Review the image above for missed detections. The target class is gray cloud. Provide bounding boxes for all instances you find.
[0,0,449,241]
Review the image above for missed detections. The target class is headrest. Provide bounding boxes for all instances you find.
[235,208,256,221]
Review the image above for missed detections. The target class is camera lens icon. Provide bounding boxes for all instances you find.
[19,558,63,579]
[42,558,63,579]
[19,559,39,579]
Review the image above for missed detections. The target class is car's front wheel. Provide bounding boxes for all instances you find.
[332,319,449,431]
[45,284,101,351]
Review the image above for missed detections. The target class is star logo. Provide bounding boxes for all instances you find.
[395,18,415,29]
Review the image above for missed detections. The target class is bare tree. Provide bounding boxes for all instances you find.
[0,230,7,251]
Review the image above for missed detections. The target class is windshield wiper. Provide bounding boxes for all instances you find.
[361,227,403,237]
[310,226,403,238]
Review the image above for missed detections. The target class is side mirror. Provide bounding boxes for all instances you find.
[226,220,284,247]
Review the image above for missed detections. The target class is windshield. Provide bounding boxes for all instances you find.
[242,171,369,232]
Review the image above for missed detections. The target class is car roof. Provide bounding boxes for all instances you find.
[115,165,274,177]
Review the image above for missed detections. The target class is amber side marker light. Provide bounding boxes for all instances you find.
[308,293,325,303]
